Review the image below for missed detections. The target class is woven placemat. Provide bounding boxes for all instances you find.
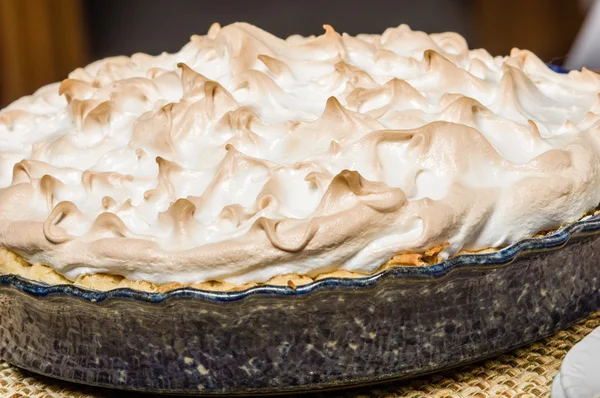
[2,311,599,398]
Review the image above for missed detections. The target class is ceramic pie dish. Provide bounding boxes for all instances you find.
[0,215,599,395]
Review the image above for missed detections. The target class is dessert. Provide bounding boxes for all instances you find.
[1,23,599,291]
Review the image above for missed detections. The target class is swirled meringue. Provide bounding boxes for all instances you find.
[1,22,600,285]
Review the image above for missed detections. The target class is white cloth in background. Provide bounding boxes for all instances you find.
[565,0,600,70]
[552,326,600,398]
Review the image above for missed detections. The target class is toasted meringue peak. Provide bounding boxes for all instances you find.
[0,23,599,285]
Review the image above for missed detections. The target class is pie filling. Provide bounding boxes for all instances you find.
[1,23,599,290]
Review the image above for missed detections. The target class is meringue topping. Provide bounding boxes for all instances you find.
[1,22,600,285]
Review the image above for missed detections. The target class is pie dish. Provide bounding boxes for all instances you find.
[0,216,599,394]
[0,23,600,394]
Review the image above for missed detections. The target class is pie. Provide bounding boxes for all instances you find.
[1,23,599,292]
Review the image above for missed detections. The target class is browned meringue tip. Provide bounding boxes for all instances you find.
[69,99,115,131]
[303,171,331,191]
[319,95,375,130]
[39,174,63,212]
[167,198,197,219]
[509,47,528,60]
[527,120,543,139]
[323,24,335,33]
[255,193,275,211]
[218,204,247,227]
[257,54,292,79]
[251,217,318,253]
[207,22,221,38]
[324,95,345,113]
[11,160,32,184]
[101,196,117,210]
[119,199,134,212]
[90,212,131,238]
[155,155,177,168]
[328,140,342,155]
[158,199,197,240]
[58,78,91,103]
[334,61,377,86]
[131,149,145,160]
[42,201,80,244]
[178,62,211,99]
[423,49,447,68]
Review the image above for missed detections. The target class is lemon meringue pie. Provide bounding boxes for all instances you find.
[1,23,600,292]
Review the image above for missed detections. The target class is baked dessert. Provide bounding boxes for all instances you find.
[1,23,599,292]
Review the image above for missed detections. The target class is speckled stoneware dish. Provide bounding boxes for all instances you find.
[0,213,599,395]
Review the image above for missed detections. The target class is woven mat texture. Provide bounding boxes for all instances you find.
[1,311,599,398]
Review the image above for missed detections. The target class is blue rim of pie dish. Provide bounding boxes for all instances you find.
[547,64,569,74]
[0,63,578,304]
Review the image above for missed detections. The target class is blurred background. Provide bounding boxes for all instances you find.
[0,0,597,108]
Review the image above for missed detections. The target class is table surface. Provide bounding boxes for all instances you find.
[2,310,599,398]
